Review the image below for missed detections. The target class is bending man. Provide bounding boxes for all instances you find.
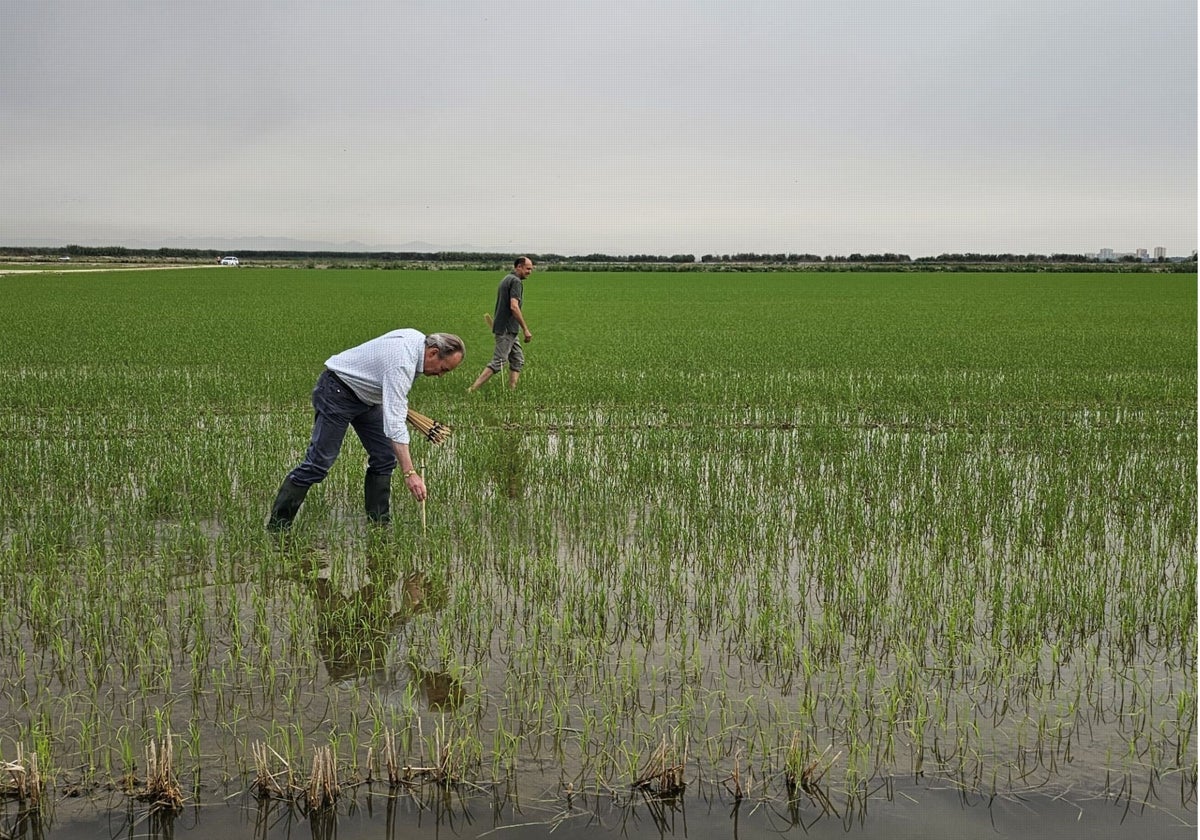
[268,330,465,532]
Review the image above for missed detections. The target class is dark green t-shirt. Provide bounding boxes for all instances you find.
[492,273,524,335]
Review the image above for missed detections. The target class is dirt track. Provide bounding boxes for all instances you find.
[0,265,219,276]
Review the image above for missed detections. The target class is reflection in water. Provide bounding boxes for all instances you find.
[147,808,177,840]
[16,763,1197,840]
[487,430,525,499]
[307,807,337,840]
[412,666,464,710]
[307,550,461,710]
[0,806,44,840]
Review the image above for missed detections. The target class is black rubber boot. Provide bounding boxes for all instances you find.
[267,478,310,532]
[364,473,392,525]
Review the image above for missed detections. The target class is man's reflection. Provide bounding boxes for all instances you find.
[309,555,462,709]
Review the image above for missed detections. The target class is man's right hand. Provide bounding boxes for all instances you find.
[405,471,427,501]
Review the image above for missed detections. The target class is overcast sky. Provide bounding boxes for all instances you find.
[4,1,1196,256]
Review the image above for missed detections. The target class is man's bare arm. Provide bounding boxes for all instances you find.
[510,298,532,342]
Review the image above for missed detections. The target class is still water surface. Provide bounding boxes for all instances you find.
[6,778,1193,839]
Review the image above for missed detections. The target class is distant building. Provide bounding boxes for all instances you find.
[1154,246,1166,259]
[1094,247,1151,262]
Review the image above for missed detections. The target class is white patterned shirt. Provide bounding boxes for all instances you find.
[324,329,425,445]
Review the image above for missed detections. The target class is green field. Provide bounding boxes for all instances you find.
[0,269,1195,830]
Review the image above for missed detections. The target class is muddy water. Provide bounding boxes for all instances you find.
[6,779,1194,839]
[3,408,1193,837]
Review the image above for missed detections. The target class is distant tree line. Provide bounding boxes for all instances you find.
[2,245,1194,272]
[700,252,912,263]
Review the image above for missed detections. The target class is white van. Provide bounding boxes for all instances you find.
[219,256,240,266]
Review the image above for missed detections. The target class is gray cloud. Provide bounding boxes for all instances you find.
[3,1,1195,255]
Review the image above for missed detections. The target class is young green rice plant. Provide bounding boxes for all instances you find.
[783,733,838,814]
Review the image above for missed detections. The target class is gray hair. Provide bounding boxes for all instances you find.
[426,332,465,358]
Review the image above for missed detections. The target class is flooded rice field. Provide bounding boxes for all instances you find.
[0,270,1195,837]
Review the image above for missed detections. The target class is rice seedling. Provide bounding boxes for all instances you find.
[306,744,340,811]
[250,740,290,799]
[139,733,183,813]
[0,744,42,807]
[633,734,688,798]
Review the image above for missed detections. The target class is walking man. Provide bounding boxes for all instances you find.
[267,330,465,532]
[469,257,533,392]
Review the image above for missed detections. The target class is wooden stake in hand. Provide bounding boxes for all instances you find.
[406,409,452,445]
[418,460,428,538]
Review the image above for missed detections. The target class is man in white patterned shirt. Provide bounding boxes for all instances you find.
[268,330,465,532]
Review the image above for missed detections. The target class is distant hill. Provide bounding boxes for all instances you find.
[0,235,516,253]
[158,236,379,252]
[159,237,517,254]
